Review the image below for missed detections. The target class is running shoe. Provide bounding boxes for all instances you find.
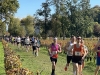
[64,66,67,71]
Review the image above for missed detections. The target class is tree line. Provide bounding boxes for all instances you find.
[0,0,100,39]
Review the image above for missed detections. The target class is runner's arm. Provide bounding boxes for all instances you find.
[93,41,100,52]
[84,45,88,55]
[58,44,62,53]
[64,42,70,53]
[82,46,87,59]
[48,44,52,56]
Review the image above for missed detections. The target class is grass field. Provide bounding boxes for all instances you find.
[7,43,100,75]
[0,42,6,75]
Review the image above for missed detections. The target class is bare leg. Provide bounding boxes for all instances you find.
[36,48,38,56]
[73,63,79,75]
[73,63,76,75]
[78,64,82,75]
[94,66,100,75]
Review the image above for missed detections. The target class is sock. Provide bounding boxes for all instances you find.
[52,69,55,74]
[73,71,76,75]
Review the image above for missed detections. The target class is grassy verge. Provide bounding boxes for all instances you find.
[9,43,99,75]
[0,42,6,75]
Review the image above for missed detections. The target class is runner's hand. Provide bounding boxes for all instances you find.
[82,56,85,60]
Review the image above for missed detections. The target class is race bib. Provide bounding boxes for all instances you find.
[51,51,57,57]
[52,51,57,55]
[75,51,81,56]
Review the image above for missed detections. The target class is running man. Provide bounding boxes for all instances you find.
[70,36,87,75]
[36,37,41,56]
[32,37,38,56]
[48,37,62,75]
[16,36,21,48]
[64,35,76,72]
[25,36,30,52]
[93,39,100,75]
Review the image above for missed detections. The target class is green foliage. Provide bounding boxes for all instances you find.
[6,0,100,38]
[40,0,94,37]
[0,21,6,36]
[93,22,100,37]
[21,15,35,36]
[0,42,6,75]
[0,0,19,35]
[51,15,62,37]
[8,17,26,36]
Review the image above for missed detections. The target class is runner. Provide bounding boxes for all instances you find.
[25,36,30,52]
[16,36,21,48]
[64,35,76,73]
[48,37,62,75]
[32,37,38,56]
[81,39,88,70]
[70,36,86,75]
[93,39,100,75]
[36,37,41,56]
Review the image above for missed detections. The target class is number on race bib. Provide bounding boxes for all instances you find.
[75,51,81,56]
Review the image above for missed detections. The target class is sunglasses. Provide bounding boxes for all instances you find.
[77,38,81,40]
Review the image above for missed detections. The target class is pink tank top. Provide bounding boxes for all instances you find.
[51,43,59,51]
[51,43,59,58]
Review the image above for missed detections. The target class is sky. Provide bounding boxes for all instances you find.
[15,0,100,19]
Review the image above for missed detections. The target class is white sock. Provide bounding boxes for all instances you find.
[73,71,76,75]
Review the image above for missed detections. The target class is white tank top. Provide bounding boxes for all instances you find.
[25,38,30,44]
[67,41,76,56]
[17,37,21,42]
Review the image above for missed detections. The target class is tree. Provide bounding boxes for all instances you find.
[0,20,6,36]
[36,1,51,39]
[0,0,19,35]
[93,22,100,37]
[35,0,95,38]
[51,15,62,37]
[8,17,25,36]
[65,0,93,37]
[90,5,100,23]
[21,15,35,36]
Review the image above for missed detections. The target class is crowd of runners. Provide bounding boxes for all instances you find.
[4,36,41,57]
[3,35,100,75]
[48,35,100,75]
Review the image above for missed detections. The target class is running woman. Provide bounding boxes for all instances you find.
[48,37,62,75]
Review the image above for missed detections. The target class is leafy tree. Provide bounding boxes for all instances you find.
[93,22,100,37]
[0,20,6,36]
[35,0,98,38]
[21,15,35,36]
[0,0,19,35]
[90,5,100,23]
[8,17,24,36]
[36,1,51,39]
[51,15,62,37]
